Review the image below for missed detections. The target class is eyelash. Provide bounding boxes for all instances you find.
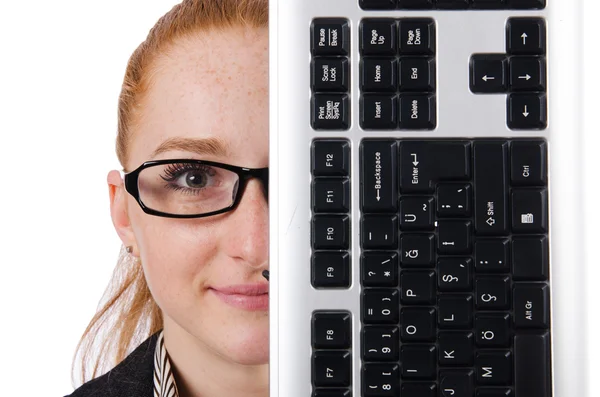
[160,163,215,195]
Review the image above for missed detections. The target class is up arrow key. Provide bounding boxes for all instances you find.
[521,32,528,45]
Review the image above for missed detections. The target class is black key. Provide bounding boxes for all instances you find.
[438,258,472,292]
[476,351,512,385]
[438,220,472,254]
[400,307,436,341]
[398,94,436,130]
[475,239,510,273]
[362,289,400,324]
[361,215,398,249]
[476,277,510,309]
[400,271,436,304]
[312,251,351,288]
[400,234,435,267]
[312,312,351,349]
[398,0,435,8]
[437,184,471,217]
[311,94,350,130]
[361,252,399,287]
[401,345,436,379]
[362,363,400,396]
[507,17,546,55]
[360,94,398,130]
[514,332,551,397]
[398,18,435,55]
[438,295,473,329]
[399,141,471,193]
[311,19,350,56]
[511,188,548,233]
[399,57,436,92]
[439,332,474,366]
[512,236,549,281]
[399,197,435,230]
[360,0,398,10]
[507,0,545,10]
[312,215,350,249]
[361,58,398,92]
[514,284,550,328]
[311,58,349,92]
[474,141,508,235]
[361,140,398,212]
[470,54,508,93]
[401,383,436,397]
[509,57,546,91]
[510,140,547,185]
[507,93,547,129]
[360,19,397,56]
[476,389,513,397]
[436,0,470,9]
[472,0,506,8]
[312,140,350,176]
[312,178,350,213]
[312,350,351,386]
[439,371,474,397]
[475,313,511,347]
[313,389,352,397]
[362,326,400,361]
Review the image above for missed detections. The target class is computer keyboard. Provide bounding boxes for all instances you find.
[269,1,586,396]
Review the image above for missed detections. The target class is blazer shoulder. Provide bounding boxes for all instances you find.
[64,332,160,397]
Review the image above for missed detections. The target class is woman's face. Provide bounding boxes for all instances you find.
[109,27,269,364]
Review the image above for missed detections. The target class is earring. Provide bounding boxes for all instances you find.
[126,246,133,254]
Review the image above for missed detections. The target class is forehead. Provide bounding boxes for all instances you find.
[130,27,268,169]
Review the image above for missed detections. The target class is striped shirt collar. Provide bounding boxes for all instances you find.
[153,330,180,397]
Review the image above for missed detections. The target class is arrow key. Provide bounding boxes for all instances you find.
[507,93,547,129]
[509,56,546,91]
[470,54,508,93]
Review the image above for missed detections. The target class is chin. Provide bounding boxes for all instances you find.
[220,329,270,365]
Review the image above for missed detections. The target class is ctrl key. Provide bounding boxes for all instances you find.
[312,351,351,387]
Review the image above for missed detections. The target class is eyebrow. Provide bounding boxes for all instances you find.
[151,137,230,158]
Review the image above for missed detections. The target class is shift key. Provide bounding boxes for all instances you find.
[474,141,508,235]
[361,140,398,212]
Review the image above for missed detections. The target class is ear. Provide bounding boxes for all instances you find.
[107,170,138,257]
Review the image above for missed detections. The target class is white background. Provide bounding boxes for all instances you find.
[0,0,597,395]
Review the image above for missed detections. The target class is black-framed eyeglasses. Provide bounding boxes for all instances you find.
[122,159,268,218]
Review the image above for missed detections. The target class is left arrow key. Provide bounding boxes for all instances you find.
[470,54,508,93]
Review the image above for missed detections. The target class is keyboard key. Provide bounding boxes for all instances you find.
[361,58,398,92]
[362,289,400,324]
[399,57,436,91]
[398,18,436,55]
[401,383,436,397]
[476,277,510,310]
[400,271,436,304]
[361,252,399,287]
[438,295,473,329]
[512,236,549,280]
[312,140,350,176]
[514,284,549,328]
[399,197,435,230]
[398,0,435,8]
[400,234,435,267]
[475,313,511,347]
[438,220,472,254]
[312,215,350,249]
[312,251,351,288]
[399,140,471,193]
[507,0,545,10]
[311,57,349,92]
[311,19,350,56]
[476,351,512,385]
[311,94,350,130]
[510,140,547,185]
[313,390,351,397]
[475,239,510,273]
[439,332,474,366]
[362,326,400,361]
[511,188,548,233]
[437,184,471,217]
[312,350,351,386]
[507,93,547,129]
[312,312,352,349]
[398,94,436,129]
[312,178,350,213]
[509,57,546,91]
[360,140,398,212]
[401,345,436,379]
[474,141,508,235]
[362,363,400,396]
[400,307,436,341]
[361,215,398,249]
[359,0,397,9]
[360,94,398,130]
[470,54,508,93]
[514,332,551,397]
[438,258,472,291]
[436,0,470,9]
[360,19,397,55]
[472,0,506,8]
[439,371,474,397]
[507,17,546,55]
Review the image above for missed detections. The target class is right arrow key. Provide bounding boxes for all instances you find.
[509,56,546,91]
[507,93,547,129]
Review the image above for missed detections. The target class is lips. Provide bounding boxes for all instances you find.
[209,283,269,310]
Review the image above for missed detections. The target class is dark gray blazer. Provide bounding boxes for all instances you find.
[64,332,159,397]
